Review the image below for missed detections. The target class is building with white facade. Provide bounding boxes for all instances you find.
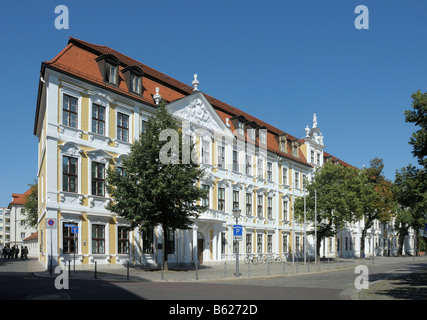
[7,189,38,249]
[33,37,414,270]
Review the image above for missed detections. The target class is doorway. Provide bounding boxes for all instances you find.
[197,232,204,265]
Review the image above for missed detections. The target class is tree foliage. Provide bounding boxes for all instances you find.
[106,100,207,267]
[294,161,361,259]
[405,90,427,169]
[24,182,38,228]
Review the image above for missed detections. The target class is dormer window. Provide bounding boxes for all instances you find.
[237,121,244,135]
[123,65,143,95]
[96,54,120,86]
[279,140,285,153]
[106,62,118,85]
[259,129,267,145]
[131,74,141,94]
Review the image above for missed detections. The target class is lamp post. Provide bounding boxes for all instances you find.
[233,208,241,277]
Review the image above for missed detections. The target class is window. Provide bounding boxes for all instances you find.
[295,236,300,253]
[202,140,210,164]
[106,62,118,85]
[257,234,263,253]
[311,150,315,164]
[63,156,77,193]
[92,224,105,254]
[166,229,175,254]
[257,159,263,179]
[62,94,78,128]
[283,167,288,185]
[217,142,225,168]
[302,174,307,189]
[246,234,252,253]
[130,73,142,94]
[248,128,255,140]
[283,200,289,221]
[246,155,252,175]
[21,232,25,239]
[117,112,129,142]
[233,190,239,209]
[92,104,106,135]
[259,130,266,144]
[233,150,239,172]
[267,197,273,219]
[117,226,129,254]
[279,140,285,153]
[201,184,209,207]
[295,172,300,189]
[267,235,273,253]
[142,228,154,254]
[92,162,105,196]
[221,232,227,254]
[63,223,77,254]
[257,195,263,217]
[317,152,321,166]
[141,119,147,135]
[237,121,244,135]
[283,234,288,253]
[246,193,252,216]
[267,162,273,181]
[218,187,225,211]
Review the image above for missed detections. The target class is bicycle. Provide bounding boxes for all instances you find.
[244,255,258,265]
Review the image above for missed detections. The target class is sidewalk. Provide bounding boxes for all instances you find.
[29,255,427,285]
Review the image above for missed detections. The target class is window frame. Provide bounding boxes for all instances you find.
[62,156,78,193]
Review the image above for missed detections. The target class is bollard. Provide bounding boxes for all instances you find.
[127,261,130,280]
[248,260,251,278]
[195,261,199,280]
[224,261,227,279]
[68,260,71,278]
[95,261,97,279]
[282,260,285,275]
[308,260,310,272]
[267,260,270,276]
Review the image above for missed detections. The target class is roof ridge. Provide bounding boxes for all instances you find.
[46,42,73,64]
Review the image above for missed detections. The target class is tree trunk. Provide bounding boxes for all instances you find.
[360,227,367,258]
[162,225,169,271]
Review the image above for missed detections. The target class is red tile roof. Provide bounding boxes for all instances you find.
[23,231,38,242]
[8,188,32,208]
[36,37,351,169]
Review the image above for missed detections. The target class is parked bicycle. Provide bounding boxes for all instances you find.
[244,254,258,264]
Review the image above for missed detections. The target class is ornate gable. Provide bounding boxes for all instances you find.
[167,92,234,139]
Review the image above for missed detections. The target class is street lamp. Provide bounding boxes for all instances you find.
[233,208,241,277]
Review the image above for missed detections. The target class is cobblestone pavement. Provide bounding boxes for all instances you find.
[3,256,427,300]
[358,268,427,300]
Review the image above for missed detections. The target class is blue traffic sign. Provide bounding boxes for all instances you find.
[71,226,78,234]
[233,225,243,236]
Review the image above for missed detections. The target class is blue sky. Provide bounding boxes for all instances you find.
[0,0,425,206]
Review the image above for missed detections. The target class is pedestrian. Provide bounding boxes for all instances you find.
[24,246,28,259]
[15,246,19,259]
[6,246,11,259]
[10,246,15,259]
[20,246,24,259]
[2,247,6,259]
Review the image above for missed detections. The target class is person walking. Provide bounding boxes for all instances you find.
[10,246,15,259]
[23,246,28,259]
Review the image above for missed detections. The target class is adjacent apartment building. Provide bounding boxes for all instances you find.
[33,37,413,269]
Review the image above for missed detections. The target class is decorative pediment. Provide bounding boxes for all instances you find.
[167,92,234,139]
[87,149,112,164]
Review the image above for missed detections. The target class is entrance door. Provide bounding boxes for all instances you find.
[197,233,204,265]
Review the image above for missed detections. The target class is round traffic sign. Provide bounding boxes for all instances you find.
[47,219,55,226]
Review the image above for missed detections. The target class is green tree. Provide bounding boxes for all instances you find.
[358,158,394,258]
[24,182,38,228]
[394,164,426,256]
[294,161,361,260]
[405,90,427,169]
[106,100,207,270]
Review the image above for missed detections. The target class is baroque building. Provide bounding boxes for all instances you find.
[33,38,411,269]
